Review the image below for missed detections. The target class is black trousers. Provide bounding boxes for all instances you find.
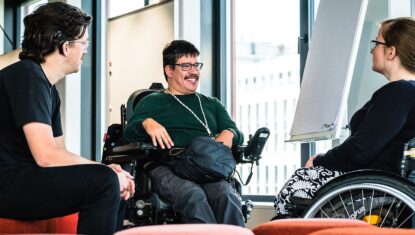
[0,164,123,235]
[150,166,244,226]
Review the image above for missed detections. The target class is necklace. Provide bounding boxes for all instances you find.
[165,89,213,138]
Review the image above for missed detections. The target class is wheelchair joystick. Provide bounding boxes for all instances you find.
[244,127,270,164]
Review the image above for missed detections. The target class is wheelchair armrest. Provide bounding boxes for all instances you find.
[103,142,157,164]
[232,145,245,163]
[112,142,157,154]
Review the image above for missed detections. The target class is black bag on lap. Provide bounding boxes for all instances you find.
[166,136,236,184]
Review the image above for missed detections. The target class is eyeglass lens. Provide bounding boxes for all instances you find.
[177,63,203,71]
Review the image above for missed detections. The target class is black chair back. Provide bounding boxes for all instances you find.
[126,83,164,121]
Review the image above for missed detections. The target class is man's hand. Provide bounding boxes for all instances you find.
[215,129,234,148]
[108,164,135,200]
[142,118,174,149]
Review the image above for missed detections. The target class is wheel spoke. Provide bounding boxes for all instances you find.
[369,190,375,221]
[303,175,415,229]
[395,203,406,222]
[380,196,396,227]
[339,194,351,218]
[328,200,340,218]
[362,189,366,215]
[350,190,355,213]
[378,192,386,221]
[319,208,330,218]
[396,211,414,228]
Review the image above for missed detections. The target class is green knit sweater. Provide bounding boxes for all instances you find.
[123,91,243,147]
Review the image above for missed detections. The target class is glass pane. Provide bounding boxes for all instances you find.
[20,0,48,43]
[234,0,300,196]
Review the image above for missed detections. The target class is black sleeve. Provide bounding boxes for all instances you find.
[8,67,53,129]
[313,81,415,171]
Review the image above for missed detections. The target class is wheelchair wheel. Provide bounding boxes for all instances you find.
[303,170,415,228]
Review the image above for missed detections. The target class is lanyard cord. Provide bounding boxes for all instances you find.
[166,89,213,138]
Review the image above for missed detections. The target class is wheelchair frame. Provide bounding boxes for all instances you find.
[286,138,415,229]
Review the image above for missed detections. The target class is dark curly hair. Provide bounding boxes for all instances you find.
[162,40,200,81]
[19,2,92,63]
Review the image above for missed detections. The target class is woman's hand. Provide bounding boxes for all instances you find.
[305,155,317,168]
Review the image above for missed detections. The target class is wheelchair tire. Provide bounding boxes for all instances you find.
[303,170,415,228]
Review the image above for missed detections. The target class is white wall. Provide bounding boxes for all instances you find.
[107,1,174,124]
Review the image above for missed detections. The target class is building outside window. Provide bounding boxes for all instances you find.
[234,0,301,196]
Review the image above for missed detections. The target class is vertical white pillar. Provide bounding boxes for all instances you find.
[60,0,82,155]
[174,0,201,49]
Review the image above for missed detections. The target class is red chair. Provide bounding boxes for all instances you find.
[309,227,415,235]
[115,224,254,235]
[252,218,373,235]
[0,213,78,234]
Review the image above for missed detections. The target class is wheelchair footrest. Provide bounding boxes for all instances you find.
[242,200,254,223]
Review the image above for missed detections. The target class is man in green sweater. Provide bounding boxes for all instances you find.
[123,40,245,226]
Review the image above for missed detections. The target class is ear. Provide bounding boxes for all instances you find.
[387,45,397,60]
[61,42,71,56]
[165,65,173,79]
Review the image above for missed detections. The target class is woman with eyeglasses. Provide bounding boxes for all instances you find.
[273,17,415,218]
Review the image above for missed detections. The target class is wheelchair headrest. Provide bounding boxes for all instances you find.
[126,83,164,120]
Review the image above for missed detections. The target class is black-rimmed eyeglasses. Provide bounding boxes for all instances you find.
[370,40,388,51]
[174,63,204,71]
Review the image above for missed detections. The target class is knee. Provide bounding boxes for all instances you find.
[87,165,120,200]
[174,187,209,210]
[181,187,207,204]
[215,191,240,206]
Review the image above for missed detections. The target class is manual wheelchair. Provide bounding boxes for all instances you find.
[102,83,270,227]
[286,138,415,229]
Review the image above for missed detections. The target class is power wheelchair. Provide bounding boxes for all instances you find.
[102,83,270,227]
[286,139,415,229]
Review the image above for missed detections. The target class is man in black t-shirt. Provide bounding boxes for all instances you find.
[0,3,134,235]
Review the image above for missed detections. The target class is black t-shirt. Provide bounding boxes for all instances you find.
[314,80,415,174]
[0,59,62,166]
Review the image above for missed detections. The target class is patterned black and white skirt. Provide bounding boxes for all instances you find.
[274,166,343,216]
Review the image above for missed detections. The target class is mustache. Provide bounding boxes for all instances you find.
[184,75,199,80]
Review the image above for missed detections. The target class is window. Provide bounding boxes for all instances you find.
[233,0,300,196]
[20,0,48,42]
